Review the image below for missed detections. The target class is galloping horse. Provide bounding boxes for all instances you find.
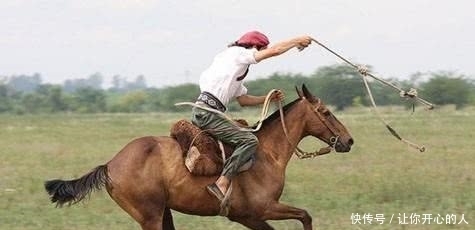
[45,84,353,230]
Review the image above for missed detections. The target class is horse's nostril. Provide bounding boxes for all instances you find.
[348,138,354,146]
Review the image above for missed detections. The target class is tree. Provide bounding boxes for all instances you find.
[47,85,68,112]
[37,84,68,112]
[71,87,106,113]
[129,75,147,90]
[7,73,42,92]
[155,84,199,111]
[63,73,104,92]
[0,84,12,112]
[111,75,126,92]
[114,90,148,112]
[21,93,45,113]
[15,84,69,113]
[311,64,366,110]
[420,71,473,109]
[88,72,104,89]
[246,72,307,98]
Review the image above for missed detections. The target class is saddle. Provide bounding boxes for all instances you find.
[170,119,253,176]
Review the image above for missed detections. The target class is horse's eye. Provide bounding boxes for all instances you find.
[318,108,331,116]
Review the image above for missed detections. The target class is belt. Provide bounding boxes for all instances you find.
[196,91,226,112]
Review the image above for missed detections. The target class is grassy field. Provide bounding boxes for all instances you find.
[0,106,474,230]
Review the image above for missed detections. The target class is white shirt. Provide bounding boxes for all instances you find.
[199,46,258,106]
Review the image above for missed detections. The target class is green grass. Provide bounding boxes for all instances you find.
[0,107,474,230]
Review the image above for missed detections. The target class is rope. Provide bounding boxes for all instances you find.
[310,38,428,152]
[362,75,426,152]
[310,38,435,110]
[175,89,279,132]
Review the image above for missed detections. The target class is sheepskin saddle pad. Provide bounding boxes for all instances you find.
[170,119,253,176]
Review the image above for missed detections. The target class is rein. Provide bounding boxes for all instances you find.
[310,38,432,152]
[277,99,336,159]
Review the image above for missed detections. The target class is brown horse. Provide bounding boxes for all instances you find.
[44,84,353,230]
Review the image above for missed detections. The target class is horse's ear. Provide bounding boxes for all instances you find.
[295,85,304,98]
[302,84,316,102]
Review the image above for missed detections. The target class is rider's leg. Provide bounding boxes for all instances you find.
[192,108,258,195]
[216,133,257,194]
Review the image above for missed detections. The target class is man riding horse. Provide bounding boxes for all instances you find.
[191,31,313,201]
[45,32,355,230]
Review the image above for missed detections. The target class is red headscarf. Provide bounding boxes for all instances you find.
[237,31,269,48]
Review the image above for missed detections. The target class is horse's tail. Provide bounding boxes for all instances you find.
[44,164,109,207]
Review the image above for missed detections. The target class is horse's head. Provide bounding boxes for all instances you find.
[297,84,354,153]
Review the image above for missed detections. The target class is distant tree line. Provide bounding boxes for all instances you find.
[1,64,474,114]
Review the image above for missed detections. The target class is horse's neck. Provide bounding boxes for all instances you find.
[257,104,306,167]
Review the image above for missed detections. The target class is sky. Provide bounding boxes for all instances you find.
[1,0,474,88]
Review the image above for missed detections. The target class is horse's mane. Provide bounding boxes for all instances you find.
[258,98,302,128]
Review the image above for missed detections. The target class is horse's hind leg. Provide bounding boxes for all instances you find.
[131,204,166,230]
[131,204,175,230]
[120,201,166,230]
[121,201,165,230]
[228,217,274,230]
[107,186,166,230]
[140,207,175,230]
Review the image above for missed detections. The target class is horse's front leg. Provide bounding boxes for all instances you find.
[228,216,275,230]
[261,202,312,230]
[162,208,175,230]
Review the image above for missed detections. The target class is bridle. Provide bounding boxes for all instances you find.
[277,98,341,159]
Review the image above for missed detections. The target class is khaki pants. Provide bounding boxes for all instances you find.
[191,107,258,179]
